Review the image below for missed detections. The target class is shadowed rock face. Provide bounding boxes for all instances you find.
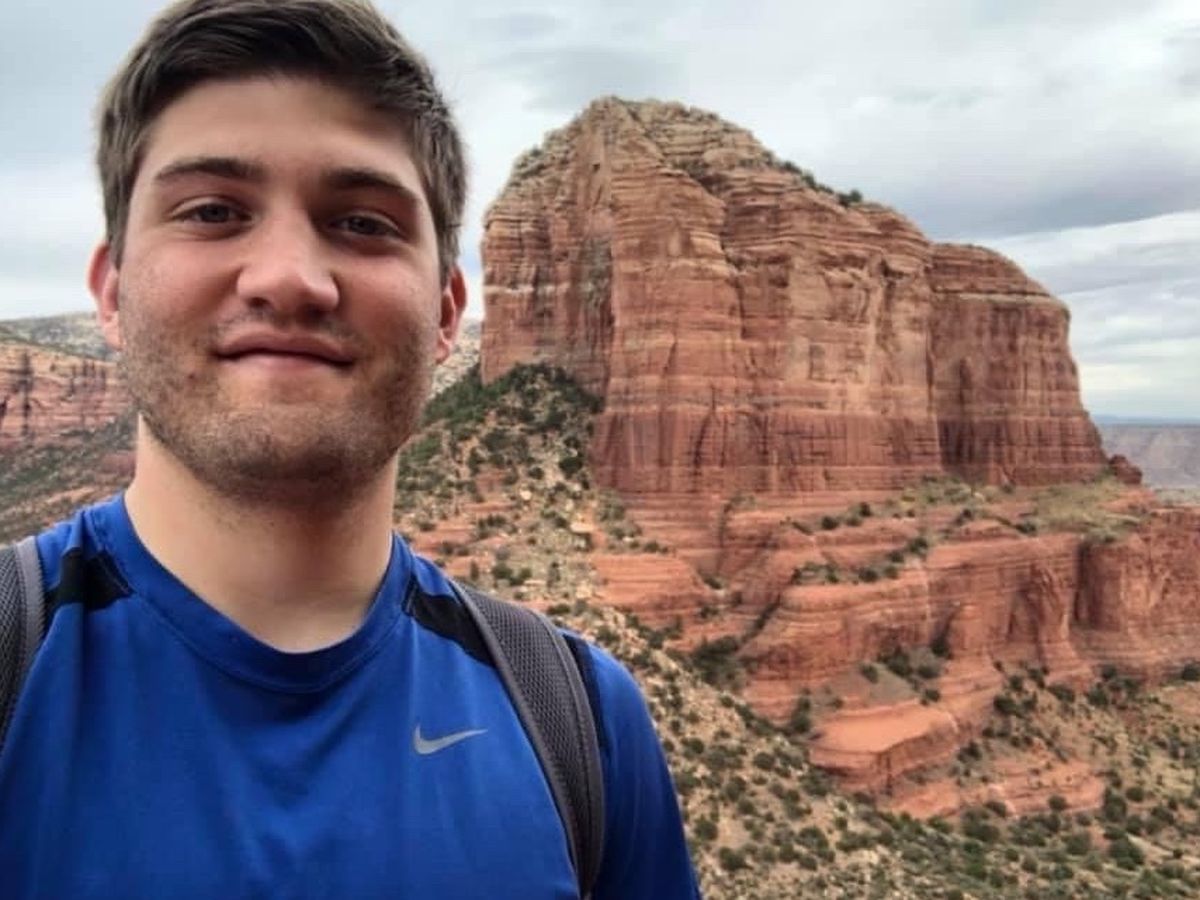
[481,98,1106,497]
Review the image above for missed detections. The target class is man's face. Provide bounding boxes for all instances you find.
[89,76,464,502]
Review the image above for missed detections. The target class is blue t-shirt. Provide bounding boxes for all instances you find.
[0,496,699,899]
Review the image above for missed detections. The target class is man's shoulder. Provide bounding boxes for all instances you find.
[404,553,644,705]
[23,496,122,591]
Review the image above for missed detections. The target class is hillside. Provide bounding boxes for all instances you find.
[392,361,1200,898]
[0,311,114,360]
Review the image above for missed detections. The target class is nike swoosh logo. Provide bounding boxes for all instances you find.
[413,724,488,756]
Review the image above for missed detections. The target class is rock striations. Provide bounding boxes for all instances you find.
[482,98,1200,807]
[482,98,1106,499]
[0,339,124,448]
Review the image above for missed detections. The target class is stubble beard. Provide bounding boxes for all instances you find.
[119,300,436,509]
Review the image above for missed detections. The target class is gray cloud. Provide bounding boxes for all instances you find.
[488,45,682,113]
[1167,26,1200,93]
[903,148,1200,240]
[475,12,564,41]
[990,210,1200,418]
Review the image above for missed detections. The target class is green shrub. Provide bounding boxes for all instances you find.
[907,534,931,557]
[961,817,999,843]
[690,637,742,689]
[879,648,912,679]
[718,847,749,872]
[558,454,583,477]
[1102,788,1128,822]
[1064,831,1091,856]
[753,751,775,771]
[1108,835,1144,869]
[693,817,717,842]
[993,695,1019,716]
[1049,683,1075,704]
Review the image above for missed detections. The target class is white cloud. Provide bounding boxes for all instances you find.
[990,210,1200,419]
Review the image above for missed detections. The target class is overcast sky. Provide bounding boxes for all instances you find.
[1,0,1196,419]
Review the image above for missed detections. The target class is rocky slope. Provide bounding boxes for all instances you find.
[394,363,1200,898]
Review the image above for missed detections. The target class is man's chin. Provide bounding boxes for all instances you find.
[146,411,405,504]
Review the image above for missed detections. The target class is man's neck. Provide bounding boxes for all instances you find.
[124,433,398,653]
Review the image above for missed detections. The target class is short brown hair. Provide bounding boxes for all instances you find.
[97,0,466,281]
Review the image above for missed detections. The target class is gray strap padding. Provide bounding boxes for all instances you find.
[453,581,605,899]
[0,536,46,752]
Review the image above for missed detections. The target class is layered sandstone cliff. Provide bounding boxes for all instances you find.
[480,99,1199,808]
[0,339,124,448]
[482,98,1106,499]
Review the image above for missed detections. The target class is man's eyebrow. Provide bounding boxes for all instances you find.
[322,167,424,209]
[153,156,266,185]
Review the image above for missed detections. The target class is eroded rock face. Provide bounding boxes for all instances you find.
[1075,508,1200,668]
[479,98,1199,810]
[0,341,124,447]
[481,98,1106,498]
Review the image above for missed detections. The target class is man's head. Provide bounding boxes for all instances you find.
[88,0,468,506]
[97,0,465,284]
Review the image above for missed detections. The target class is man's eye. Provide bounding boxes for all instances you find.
[336,215,399,238]
[182,203,240,224]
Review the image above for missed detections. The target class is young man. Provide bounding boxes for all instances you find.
[0,1,700,897]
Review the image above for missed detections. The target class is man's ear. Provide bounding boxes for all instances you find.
[87,242,122,353]
[435,265,467,364]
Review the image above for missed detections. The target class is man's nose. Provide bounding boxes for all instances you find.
[235,214,339,316]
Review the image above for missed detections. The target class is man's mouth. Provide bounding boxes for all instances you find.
[215,332,355,368]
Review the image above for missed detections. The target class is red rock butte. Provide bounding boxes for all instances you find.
[478,100,1200,808]
[481,97,1107,500]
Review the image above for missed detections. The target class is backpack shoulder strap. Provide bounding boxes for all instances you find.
[0,536,47,751]
[452,581,605,899]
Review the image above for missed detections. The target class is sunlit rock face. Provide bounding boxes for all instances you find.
[0,342,123,448]
[481,98,1105,501]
